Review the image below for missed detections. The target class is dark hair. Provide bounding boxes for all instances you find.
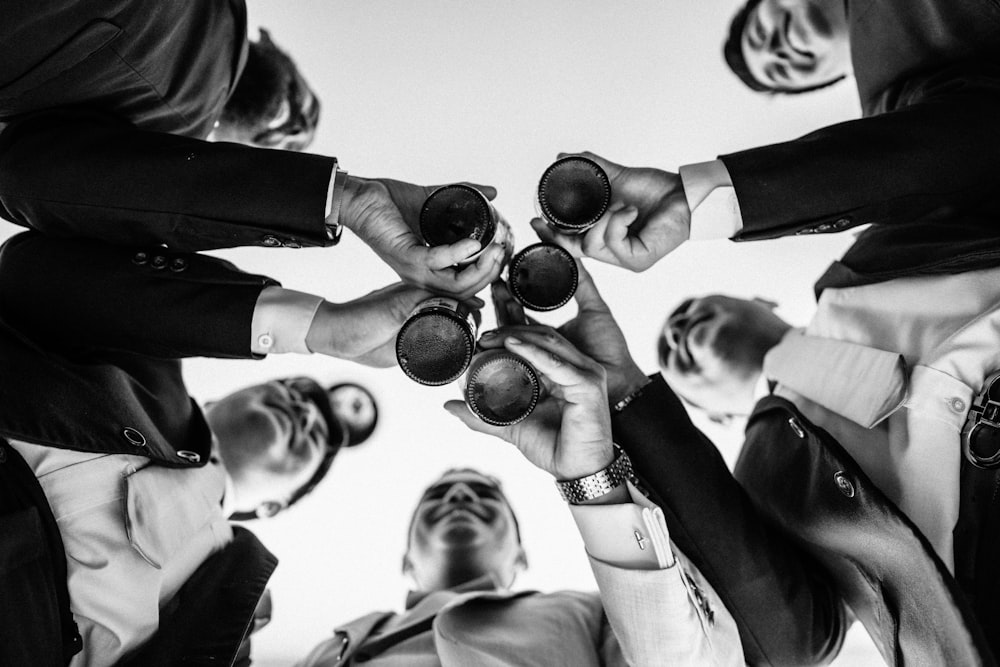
[722,0,846,95]
[328,383,380,447]
[220,29,292,131]
[229,378,348,521]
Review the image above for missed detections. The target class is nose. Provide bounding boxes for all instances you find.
[442,482,479,504]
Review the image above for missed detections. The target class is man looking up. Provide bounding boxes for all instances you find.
[0,231,423,666]
[537,0,1000,280]
[298,281,744,666]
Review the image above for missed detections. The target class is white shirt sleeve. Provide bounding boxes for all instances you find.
[250,286,325,355]
[678,160,744,240]
[568,481,675,570]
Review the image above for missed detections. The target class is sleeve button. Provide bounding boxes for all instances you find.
[132,252,148,265]
[169,258,188,272]
[262,236,281,247]
[150,255,167,269]
[122,428,147,447]
[177,450,201,463]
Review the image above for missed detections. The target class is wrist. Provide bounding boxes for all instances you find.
[555,447,634,505]
[338,175,374,233]
[608,366,651,406]
[304,300,338,356]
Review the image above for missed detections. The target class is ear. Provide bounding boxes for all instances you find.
[257,27,274,47]
[401,553,413,576]
[255,500,285,519]
[515,547,528,572]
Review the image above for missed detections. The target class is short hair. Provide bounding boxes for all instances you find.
[228,378,348,521]
[405,468,524,549]
[220,29,293,131]
[722,0,846,95]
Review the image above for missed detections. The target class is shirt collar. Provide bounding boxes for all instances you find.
[404,574,502,610]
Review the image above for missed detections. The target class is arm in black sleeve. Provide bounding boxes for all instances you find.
[0,231,277,359]
[612,375,846,666]
[723,59,1000,241]
[0,108,335,251]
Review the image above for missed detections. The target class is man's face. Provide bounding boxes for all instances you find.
[659,296,790,417]
[206,377,333,512]
[213,29,320,152]
[404,470,526,591]
[741,0,850,91]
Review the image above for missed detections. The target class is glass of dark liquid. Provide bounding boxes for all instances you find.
[396,297,478,385]
[508,242,578,311]
[536,156,611,235]
[420,184,508,264]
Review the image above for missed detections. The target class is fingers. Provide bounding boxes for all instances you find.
[443,399,510,439]
[529,218,583,258]
[501,329,600,390]
[456,182,498,201]
[424,239,485,270]
[490,279,528,327]
[571,261,610,313]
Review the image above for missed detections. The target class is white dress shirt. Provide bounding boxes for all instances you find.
[762,267,1000,571]
[9,440,232,667]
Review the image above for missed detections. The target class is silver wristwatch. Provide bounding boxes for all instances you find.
[555,448,634,504]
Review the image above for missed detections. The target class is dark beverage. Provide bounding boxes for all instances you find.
[420,184,501,264]
[464,349,541,426]
[396,297,478,385]
[537,156,611,235]
[508,242,578,311]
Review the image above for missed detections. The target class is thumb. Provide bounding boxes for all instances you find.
[443,400,509,439]
[425,239,483,269]
[572,261,610,313]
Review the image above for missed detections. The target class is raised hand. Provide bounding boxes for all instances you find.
[340,176,506,299]
[445,327,614,481]
[532,152,691,272]
[306,282,483,367]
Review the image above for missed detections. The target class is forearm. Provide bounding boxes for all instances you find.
[0,108,334,251]
[724,62,1000,241]
[612,375,845,665]
[0,232,274,358]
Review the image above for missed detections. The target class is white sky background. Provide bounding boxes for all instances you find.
[0,0,883,663]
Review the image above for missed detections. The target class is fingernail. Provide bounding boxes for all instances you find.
[481,330,497,338]
[506,337,522,346]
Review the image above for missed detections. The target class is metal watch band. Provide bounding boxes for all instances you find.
[555,449,634,504]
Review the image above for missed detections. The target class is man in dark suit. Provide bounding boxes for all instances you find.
[0,231,430,665]
[0,0,503,298]
[537,0,1000,285]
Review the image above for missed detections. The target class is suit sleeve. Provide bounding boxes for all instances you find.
[0,231,276,359]
[612,375,846,666]
[0,108,335,251]
[722,59,1000,241]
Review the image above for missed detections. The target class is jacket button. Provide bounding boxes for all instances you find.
[794,228,816,235]
[834,217,851,228]
[177,450,201,463]
[123,428,147,447]
[150,255,168,270]
[132,252,149,265]
[834,471,855,498]
[169,258,188,272]
[787,417,805,438]
[262,236,281,247]
[816,223,832,232]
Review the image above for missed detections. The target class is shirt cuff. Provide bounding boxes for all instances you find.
[324,163,348,242]
[569,480,675,570]
[678,159,743,240]
[250,286,325,355]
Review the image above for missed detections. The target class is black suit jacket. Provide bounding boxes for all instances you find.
[0,0,336,251]
[0,232,280,663]
[615,377,998,666]
[720,0,1000,291]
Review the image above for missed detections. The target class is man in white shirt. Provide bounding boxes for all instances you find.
[0,231,423,666]
[299,298,744,665]
[646,273,1000,664]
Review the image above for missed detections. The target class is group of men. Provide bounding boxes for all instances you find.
[1,0,999,665]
